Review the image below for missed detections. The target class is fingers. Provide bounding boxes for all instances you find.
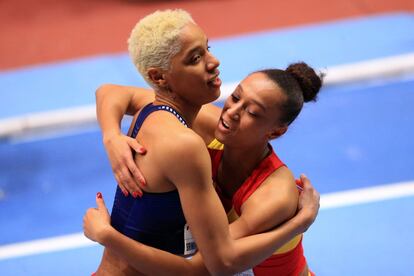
[127,137,147,155]
[295,178,304,190]
[95,192,107,210]
[299,174,320,214]
[114,174,130,197]
[117,167,143,198]
[302,174,320,200]
[83,208,98,242]
[299,173,308,186]
[127,158,146,188]
[299,174,313,193]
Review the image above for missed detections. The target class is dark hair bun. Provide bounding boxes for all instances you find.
[286,62,323,102]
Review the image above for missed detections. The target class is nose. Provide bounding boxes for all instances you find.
[206,51,220,71]
[226,103,240,121]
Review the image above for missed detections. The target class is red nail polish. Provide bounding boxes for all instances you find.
[132,191,138,198]
[138,191,143,198]
[97,192,102,199]
[123,190,129,197]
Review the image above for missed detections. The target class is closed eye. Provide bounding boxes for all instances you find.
[231,94,240,102]
[247,110,257,117]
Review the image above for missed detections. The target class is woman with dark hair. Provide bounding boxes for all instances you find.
[84,61,323,275]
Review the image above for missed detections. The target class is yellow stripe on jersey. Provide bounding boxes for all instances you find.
[207,138,224,150]
[208,138,302,254]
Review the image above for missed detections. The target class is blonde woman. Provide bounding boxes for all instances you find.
[84,9,320,276]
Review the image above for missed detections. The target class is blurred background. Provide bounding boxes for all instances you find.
[1,0,414,275]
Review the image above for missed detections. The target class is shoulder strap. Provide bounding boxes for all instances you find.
[131,103,188,138]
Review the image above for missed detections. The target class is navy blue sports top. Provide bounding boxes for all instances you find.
[110,103,196,256]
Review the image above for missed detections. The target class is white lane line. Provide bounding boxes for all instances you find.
[1,52,414,138]
[0,233,95,261]
[320,180,414,209]
[0,180,413,261]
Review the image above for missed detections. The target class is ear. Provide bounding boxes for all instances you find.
[267,125,287,140]
[147,68,168,89]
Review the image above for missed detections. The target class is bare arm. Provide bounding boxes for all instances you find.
[162,135,317,275]
[83,174,319,275]
[96,84,221,195]
[96,83,220,140]
[95,84,154,195]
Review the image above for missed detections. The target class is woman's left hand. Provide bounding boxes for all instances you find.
[83,192,112,244]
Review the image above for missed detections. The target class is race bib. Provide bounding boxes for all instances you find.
[233,269,254,276]
[184,223,197,256]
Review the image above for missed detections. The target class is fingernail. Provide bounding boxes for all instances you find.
[295,179,302,186]
[140,179,146,186]
[97,192,102,199]
[139,148,147,154]
[132,191,139,198]
[123,190,129,197]
[138,191,143,198]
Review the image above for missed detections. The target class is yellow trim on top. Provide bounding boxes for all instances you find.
[209,138,301,254]
[207,138,224,150]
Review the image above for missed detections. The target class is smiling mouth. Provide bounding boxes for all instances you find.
[221,118,230,129]
[208,76,220,86]
[207,72,221,87]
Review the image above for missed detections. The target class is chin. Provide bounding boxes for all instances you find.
[213,130,228,144]
[201,94,220,105]
[212,88,221,100]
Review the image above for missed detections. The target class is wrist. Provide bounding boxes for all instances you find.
[99,224,116,246]
[292,209,313,234]
[102,130,122,145]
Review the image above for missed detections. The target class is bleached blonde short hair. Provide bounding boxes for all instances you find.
[128,9,195,88]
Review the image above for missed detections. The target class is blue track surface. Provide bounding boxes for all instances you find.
[1,12,414,275]
[304,195,414,275]
[1,76,413,245]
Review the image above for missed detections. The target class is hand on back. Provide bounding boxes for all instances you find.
[103,132,147,197]
[295,174,320,233]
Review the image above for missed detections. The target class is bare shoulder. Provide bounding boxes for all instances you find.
[254,166,298,211]
[157,126,212,187]
[263,167,297,194]
[238,166,298,233]
[163,127,208,165]
[146,115,209,170]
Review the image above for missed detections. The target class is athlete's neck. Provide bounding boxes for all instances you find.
[221,142,270,183]
[153,94,201,128]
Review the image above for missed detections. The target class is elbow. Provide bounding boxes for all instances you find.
[95,83,117,102]
[208,253,243,276]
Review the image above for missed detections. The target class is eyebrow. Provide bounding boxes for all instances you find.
[237,84,267,111]
[184,38,209,59]
[185,46,202,59]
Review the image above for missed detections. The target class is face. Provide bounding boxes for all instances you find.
[214,72,287,148]
[163,23,221,106]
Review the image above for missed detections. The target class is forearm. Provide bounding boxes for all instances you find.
[225,213,306,273]
[96,84,132,140]
[212,175,319,274]
[102,227,209,276]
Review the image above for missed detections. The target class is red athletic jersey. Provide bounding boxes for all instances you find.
[208,143,308,276]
